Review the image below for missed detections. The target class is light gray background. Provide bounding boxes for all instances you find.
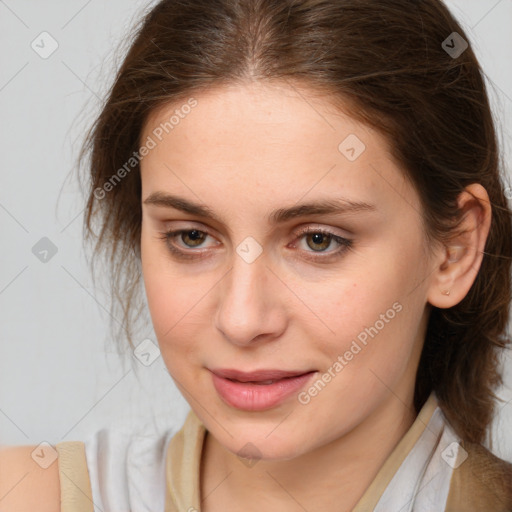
[1,0,511,462]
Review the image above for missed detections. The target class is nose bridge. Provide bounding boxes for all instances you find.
[223,247,267,315]
[225,233,267,301]
[214,241,284,345]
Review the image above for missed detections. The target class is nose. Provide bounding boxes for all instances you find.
[214,249,287,347]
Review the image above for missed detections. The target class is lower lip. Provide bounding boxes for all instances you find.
[211,371,316,411]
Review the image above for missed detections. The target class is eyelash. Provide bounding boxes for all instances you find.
[157,227,353,262]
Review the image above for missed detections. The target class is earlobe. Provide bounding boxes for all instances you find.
[427,184,491,309]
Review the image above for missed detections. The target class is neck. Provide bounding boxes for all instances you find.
[200,393,417,512]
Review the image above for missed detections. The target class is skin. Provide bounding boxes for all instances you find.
[0,446,60,511]
[136,80,490,512]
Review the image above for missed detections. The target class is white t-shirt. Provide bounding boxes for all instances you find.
[84,423,178,511]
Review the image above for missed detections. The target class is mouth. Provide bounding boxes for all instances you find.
[209,368,317,411]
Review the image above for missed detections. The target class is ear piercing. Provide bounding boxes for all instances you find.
[441,246,463,297]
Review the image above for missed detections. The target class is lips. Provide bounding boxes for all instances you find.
[209,368,316,411]
[211,368,312,383]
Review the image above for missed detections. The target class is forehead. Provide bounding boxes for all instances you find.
[142,81,371,154]
[139,82,420,220]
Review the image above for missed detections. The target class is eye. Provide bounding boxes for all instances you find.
[172,229,208,248]
[157,228,218,260]
[291,227,353,261]
[304,232,338,252]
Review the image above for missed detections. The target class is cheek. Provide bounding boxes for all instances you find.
[143,268,200,343]
[142,267,202,379]
[304,238,427,365]
[140,229,215,371]
[296,266,403,342]
[141,229,189,342]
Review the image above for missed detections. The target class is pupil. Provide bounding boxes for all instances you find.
[307,232,330,251]
[183,230,204,247]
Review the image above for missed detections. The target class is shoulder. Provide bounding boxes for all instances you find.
[0,421,183,511]
[445,441,512,511]
[0,445,60,511]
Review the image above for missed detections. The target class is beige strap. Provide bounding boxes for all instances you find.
[55,441,94,512]
[165,409,206,512]
[353,393,439,510]
[445,441,512,511]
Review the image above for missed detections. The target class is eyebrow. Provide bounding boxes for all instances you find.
[143,192,376,224]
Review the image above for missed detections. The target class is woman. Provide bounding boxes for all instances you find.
[2,0,511,510]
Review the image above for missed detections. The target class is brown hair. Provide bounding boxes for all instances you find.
[79,0,512,445]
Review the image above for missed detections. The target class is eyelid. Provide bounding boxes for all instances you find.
[161,221,350,241]
[292,223,350,238]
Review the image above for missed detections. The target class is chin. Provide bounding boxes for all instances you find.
[212,422,309,462]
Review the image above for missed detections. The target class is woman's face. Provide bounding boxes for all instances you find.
[139,81,439,460]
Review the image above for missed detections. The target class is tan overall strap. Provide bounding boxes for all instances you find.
[55,441,95,512]
[445,441,512,511]
[164,410,206,512]
[353,393,439,511]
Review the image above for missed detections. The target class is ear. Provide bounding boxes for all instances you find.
[427,183,492,309]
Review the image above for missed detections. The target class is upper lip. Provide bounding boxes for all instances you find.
[210,368,314,382]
